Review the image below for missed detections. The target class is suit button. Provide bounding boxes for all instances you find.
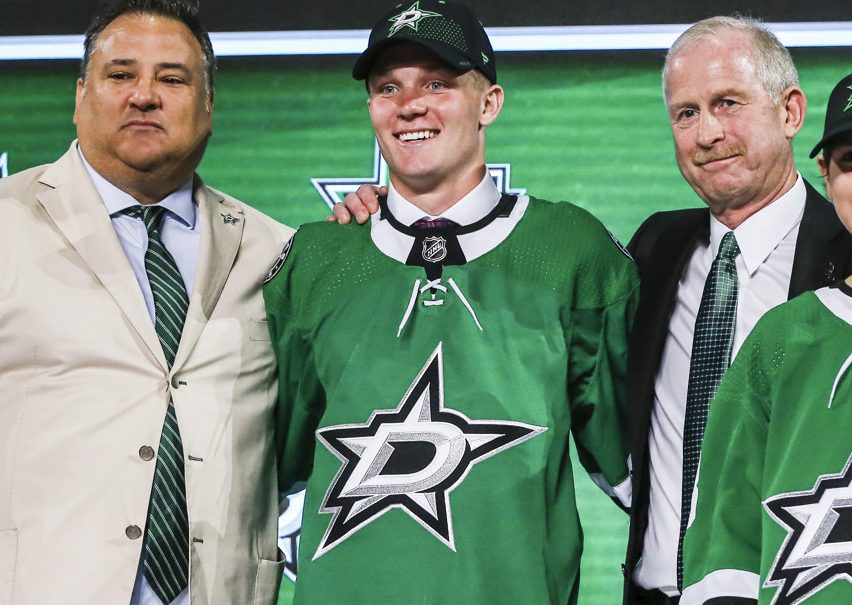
[171,375,180,389]
[125,525,142,540]
[139,445,155,461]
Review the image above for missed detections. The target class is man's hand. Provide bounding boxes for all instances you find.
[327,184,386,224]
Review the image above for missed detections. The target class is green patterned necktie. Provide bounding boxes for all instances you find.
[122,205,189,603]
[677,230,740,589]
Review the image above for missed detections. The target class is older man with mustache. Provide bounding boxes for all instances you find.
[623,16,852,605]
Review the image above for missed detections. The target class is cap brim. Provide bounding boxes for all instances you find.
[353,37,474,81]
[810,122,852,158]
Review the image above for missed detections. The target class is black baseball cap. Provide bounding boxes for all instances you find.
[810,73,852,158]
[352,1,496,84]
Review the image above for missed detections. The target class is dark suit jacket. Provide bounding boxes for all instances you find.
[621,180,852,603]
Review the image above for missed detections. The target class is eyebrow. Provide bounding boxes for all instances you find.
[669,87,745,109]
[709,87,745,100]
[103,58,191,72]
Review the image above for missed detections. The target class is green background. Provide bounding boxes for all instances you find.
[1,49,849,604]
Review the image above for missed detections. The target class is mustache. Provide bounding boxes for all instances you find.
[692,145,746,166]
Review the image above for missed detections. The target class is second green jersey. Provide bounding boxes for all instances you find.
[682,285,852,605]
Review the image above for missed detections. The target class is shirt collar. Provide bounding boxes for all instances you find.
[77,144,196,228]
[386,173,501,227]
[709,173,806,276]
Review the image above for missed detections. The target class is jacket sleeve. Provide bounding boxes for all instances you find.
[680,332,770,605]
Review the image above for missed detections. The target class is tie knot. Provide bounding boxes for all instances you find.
[411,217,458,230]
[121,205,168,237]
[718,231,739,260]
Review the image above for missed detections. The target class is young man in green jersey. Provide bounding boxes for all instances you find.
[264,2,638,602]
[681,74,852,605]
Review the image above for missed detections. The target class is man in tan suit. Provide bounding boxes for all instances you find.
[0,1,293,603]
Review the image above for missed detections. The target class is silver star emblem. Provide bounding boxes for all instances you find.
[763,452,852,604]
[312,343,546,559]
[388,1,442,36]
[221,213,239,224]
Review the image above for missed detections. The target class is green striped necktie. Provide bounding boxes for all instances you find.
[122,204,189,603]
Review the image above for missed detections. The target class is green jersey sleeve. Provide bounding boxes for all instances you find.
[567,224,639,509]
[264,232,325,492]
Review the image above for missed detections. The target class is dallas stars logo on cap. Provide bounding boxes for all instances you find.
[845,84,852,112]
[388,1,442,36]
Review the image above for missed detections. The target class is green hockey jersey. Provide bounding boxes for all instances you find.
[682,284,852,605]
[264,191,638,604]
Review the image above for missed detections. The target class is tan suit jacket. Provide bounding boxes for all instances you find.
[0,143,294,604]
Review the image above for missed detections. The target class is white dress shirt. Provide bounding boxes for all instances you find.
[79,148,196,605]
[386,172,501,226]
[634,175,807,596]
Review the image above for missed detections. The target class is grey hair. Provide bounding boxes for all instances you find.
[662,16,799,105]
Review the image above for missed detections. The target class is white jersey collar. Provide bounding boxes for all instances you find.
[386,173,502,227]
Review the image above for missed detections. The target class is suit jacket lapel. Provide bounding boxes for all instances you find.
[36,146,167,370]
[789,180,847,298]
[172,182,244,371]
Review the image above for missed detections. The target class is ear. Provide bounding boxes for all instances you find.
[817,154,833,199]
[780,85,806,139]
[73,78,84,125]
[817,154,829,177]
[480,84,504,127]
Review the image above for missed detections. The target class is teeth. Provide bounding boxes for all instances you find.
[398,130,436,141]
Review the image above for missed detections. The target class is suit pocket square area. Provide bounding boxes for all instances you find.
[249,319,272,342]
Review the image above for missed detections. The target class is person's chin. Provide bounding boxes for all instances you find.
[117,150,170,174]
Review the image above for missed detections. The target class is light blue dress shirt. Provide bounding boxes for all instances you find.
[79,148,200,321]
[79,148,197,605]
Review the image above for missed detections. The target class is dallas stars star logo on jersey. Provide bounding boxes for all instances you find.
[312,343,546,559]
[763,452,852,604]
[388,1,442,36]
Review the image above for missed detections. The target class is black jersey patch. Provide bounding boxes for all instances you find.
[763,452,852,605]
[312,343,546,559]
[607,229,633,261]
[263,237,294,284]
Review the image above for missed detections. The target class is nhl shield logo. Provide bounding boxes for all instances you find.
[422,236,447,263]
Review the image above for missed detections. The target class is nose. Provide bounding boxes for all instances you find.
[128,78,160,112]
[696,110,724,148]
[398,88,427,120]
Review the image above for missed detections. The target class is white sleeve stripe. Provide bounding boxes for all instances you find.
[681,569,760,604]
[588,472,632,508]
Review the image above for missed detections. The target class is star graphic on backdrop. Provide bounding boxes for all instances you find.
[311,141,525,210]
[312,343,546,559]
[388,2,442,36]
[763,452,852,604]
